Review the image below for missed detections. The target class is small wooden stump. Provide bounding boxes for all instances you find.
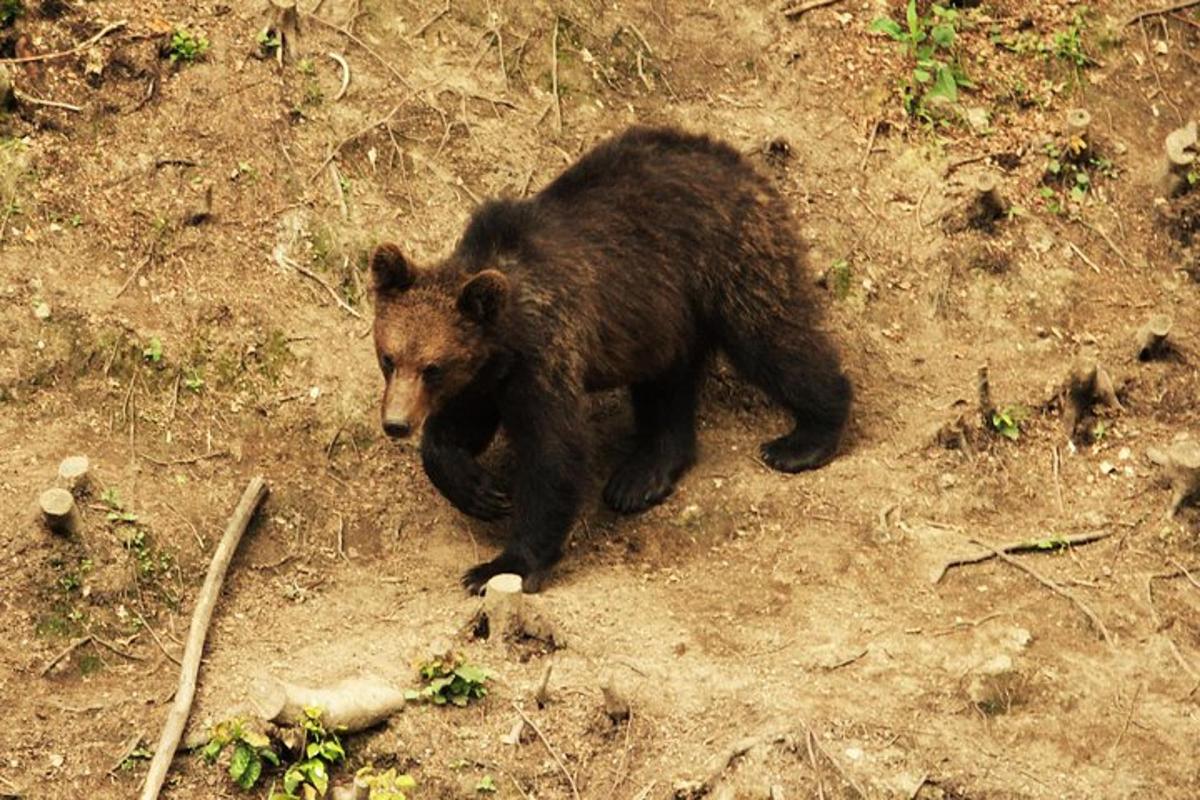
[1164,441,1200,516]
[57,455,90,493]
[1066,108,1092,142]
[1136,314,1173,361]
[40,488,81,536]
[1060,362,1122,442]
[476,573,564,647]
[600,674,631,724]
[1164,120,1197,197]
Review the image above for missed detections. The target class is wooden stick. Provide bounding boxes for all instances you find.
[550,17,562,135]
[967,538,1113,646]
[41,635,93,676]
[934,530,1114,583]
[15,89,82,112]
[0,20,127,64]
[140,476,269,800]
[309,102,403,182]
[328,51,350,101]
[783,0,846,19]
[273,244,363,319]
[305,13,412,89]
[511,702,580,800]
[1125,1,1200,26]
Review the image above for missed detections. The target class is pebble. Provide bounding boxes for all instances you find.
[33,301,50,320]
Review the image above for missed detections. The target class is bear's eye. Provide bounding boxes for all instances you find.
[421,363,443,383]
[380,355,395,376]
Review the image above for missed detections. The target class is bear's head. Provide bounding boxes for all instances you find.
[370,242,510,439]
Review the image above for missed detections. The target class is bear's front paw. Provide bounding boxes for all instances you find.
[603,452,682,514]
[461,552,544,595]
[760,431,838,473]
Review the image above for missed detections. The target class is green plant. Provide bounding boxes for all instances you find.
[827,259,852,300]
[118,746,153,771]
[476,775,497,793]
[184,367,205,392]
[298,58,316,76]
[406,653,490,707]
[870,0,972,119]
[1052,12,1093,68]
[102,488,138,524]
[271,707,346,800]
[143,337,163,364]
[167,29,210,64]
[0,0,22,27]
[202,718,280,791]
[990,406,1026,440]
[257,28,281,56]
[355,766,417,800]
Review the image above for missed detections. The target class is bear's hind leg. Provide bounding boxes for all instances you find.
[603,359,704,513]
[722,317,851,473]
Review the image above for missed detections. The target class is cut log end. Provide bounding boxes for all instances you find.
[1136,314,1173,361]
[40,487,81,536]
[57,455,91,493]
[1165,441,1200,516]
[1066,108,1092,136]
[600,676,631,724]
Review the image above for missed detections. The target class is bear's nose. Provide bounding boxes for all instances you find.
[383,420,412,439]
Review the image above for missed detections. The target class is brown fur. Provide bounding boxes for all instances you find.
[371,125,852,592]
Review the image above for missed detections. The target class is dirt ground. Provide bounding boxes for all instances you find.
[2,0,1200,798]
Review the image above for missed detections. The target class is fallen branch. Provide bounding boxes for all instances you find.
[934,530,1115,583]
[138,449,229,467]
[41,635,93,676]
[274,244,363,319]
[0,20,127,64]
[967,537,1112,646]
[511,702,580,800]
[783,0,846,20]
[249,673,406,732]
[140,476,269,800]
[1125,1,1200,26]
[15,88,82,112]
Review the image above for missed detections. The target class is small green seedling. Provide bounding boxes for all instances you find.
[476,775,498,793]
[183,367,205,393]
[118,746,153,771]
[168,29,210,63]
[271,707,346,800]
[1027,535,1070,550]
[355,766,417,800]
[143,337,163,364]
[406,653,490,707]
[202,718,280,791]
[102,488,138,524]
[257,28,282,56]
[990,407,1024,440]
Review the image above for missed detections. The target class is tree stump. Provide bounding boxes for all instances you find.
[1164,441,1200,516]
[476,573,564,647]
[600,674,631,724]
[1136,314,1172,361]
[1164,120,1197,197]
[57,456,90,494]
[40,488,81,536]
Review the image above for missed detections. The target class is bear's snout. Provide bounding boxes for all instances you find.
[383,419,413,439]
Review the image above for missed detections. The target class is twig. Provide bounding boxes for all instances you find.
[133,611,182,666]
[806,729,827,800]
[329,161,349,219]
[309,103,403,181]
[305,14,412,89]
[783,0,846,19]
[511,702,580,800]
[550,17,562,134]
[107,732,147,775]
[967,537,1113,646]
[14,89,82,112]
[328,52,351,101]
[1075,218,1132,268]
[334,511,350,562]
[91,634,146,661]
[1125,1,1200,26]
[139,449,229,467]
[1106,684,1142,758]
[935,530,1114,583]
[413,1,451,38]
[385,126,417,214]
[41,635,93,676]
[0,19,127,63]
[274,244,363,319]
[1052,446,1065,515]
[1168,559,1200,591]
[1067,241,1102,274]
[140,476,269,800]
[116,223,171,298]
[859,118,880,171]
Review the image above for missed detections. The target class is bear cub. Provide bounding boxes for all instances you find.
[370,126,852,593]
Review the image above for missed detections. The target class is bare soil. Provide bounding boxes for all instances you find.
[2,1,1199,798]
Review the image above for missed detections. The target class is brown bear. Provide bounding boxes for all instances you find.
[370,125,851,593]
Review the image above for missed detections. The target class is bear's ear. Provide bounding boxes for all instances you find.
[457,269,509,325]
[370,242,414,294]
